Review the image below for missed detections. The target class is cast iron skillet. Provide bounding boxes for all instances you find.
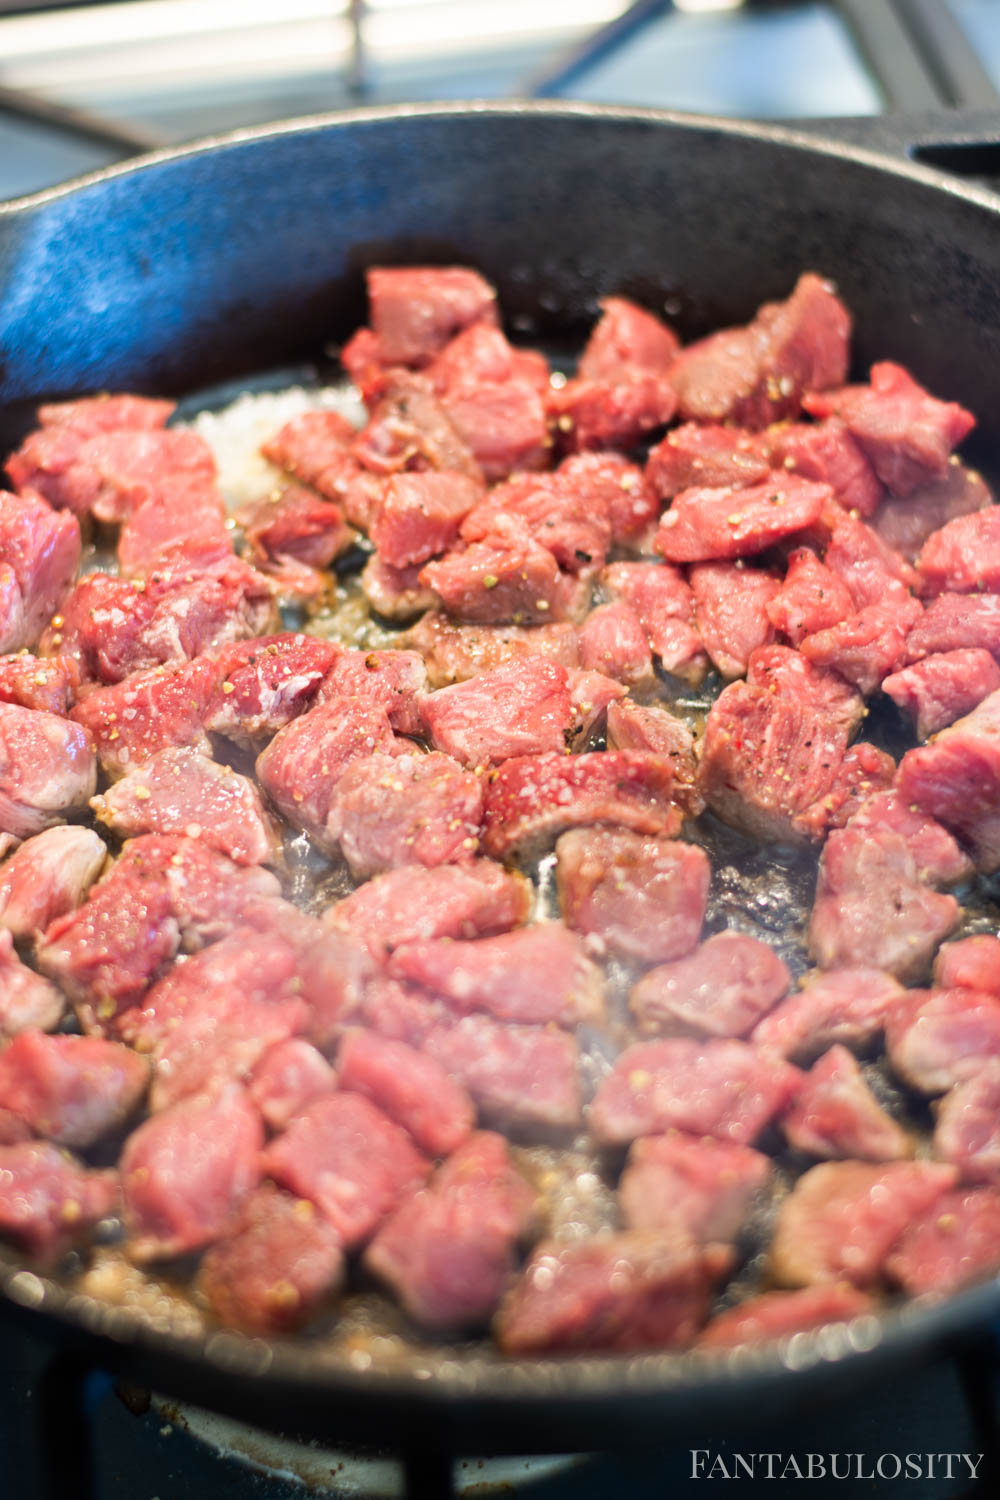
[1,101,1000,1458]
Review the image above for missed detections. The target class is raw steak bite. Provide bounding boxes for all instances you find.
[886,1187,1000,1298]
[71,658,220,776]
[481,750,681,861]
[370,471,483,568]
[689,561,779,679]
[765,547,854,647]
[619,1133,771,1242]
[546,369,676,454]
[589,1038,801,1147]
[155,836,281,947]
[121,1085,263,1262]
[247,1039,336,1133]
[327,749,484,878]
[646,423,770,499]
[934,936,1000,994]
[655,476,830,565]
[873,460,990,560]
[34,393,175,435]
[0,825,106,939]
[403,611,580,688]
[630,931,789,1039]
[555,828,708,965]
[261,410,380,528]
[885,988,1000,1095]
[199,1183,345,1335]
[844,789,972,887]
[932,1066,1000,1185]
[437,356,549,481]
[599,561,705,680]
[423,1013,582,1134]
[578,296,679,381]
[0,492,80,652]
[577,602,653,686]
[763,417,883,516]
[495,1230,732,1354]
[0,1141,117,1263]
[781,1046,911,1162]
[387,923,604,1029]
[421,514,586,626]
[917,506,1000,596]
[897,688,1000,871]
[557,451,659,547]
[417,657,577,766]
[117,479,234,578]
[883,649,1000,739]
[750,968,903,1061]
[237,483,352,593]
[0,930,65,1037]
[336,1028,475,1156]
[699,1285,874,1349]
[906,591,1000,662]
[818,500,919,609]
[798,597,922,698]
[245,900,373,1051]
[0,652,79,715]
[770,1159,958,1288]
[365,1131,537,1330]
[324,860,530,962]
[93,746,280,866]
[605,699,703,818]
[0,1031,149,1148]
[8,424,214,521]
[365,265,499,366]
[206,632,341,744]
[317,646,428,736]
[0,703,96,839]
[355,370,481,482]
[361,556,437,621]
[262,1091,430,1248]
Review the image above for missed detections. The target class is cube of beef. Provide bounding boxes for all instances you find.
[804,361,974,496]
[481,750,681,861]
[699,1285,874,1350]
[844,789,972,887]
[423,1013,582,1134]
[620,1133,771,1242]
[122,1085,263,1262]
[934,936,1000,995]
[237,483,352,595]
[0,1031,149,1148]
[883,649,1000,739]
[439,368,548,481]
[427,323,549,399]
[337,1028,475,1156]
[605,699,703,818]
[916,506,1000,595]
[366,266,498,367]
[689,561,779,679]
[418,658,597,767]
[886,1186,1000,1298]
[362,556,438,621]
[387,923,604,1029]
[247,1040,336,1133]
[205,632,341,745]
[7,426,214,521]
[555,828,708,965]
[819,501,919,610]
[357,976,445,1048]
[326,750,484,879]
[317,647,427,737]
[885,988,1000,1095]
[155,836,281,948]
[655,476,830,565]
[770,1159,957,1287]
[0,490,80,653]
[245,900,374,1051]
[0,703,96,839]
[71,658,220,776]
[781,1045,911,1162]
[578,602,653,686]
[765,548,854,647]
[578,297,680,382]
[261,410,381,529]
[35,394,174,435]
[117,479,234,578]
[873,460,990,560]
[402,612,580,688]
[646,423,770,499]
[897,688,1000,870]
[370,472,483,569]
[421,514,587,626]
[462,469,612,578]
[932,1066,1000,1186]
[199,1183,345,1335]
[0,1141,117,1262]
[354,371,482,481]
[365,1130,537,1330]
[0,825,106,940]
[905,591,1000,662]
[589,1038,802,1147]
[263,1091,430,1247]
[750,967,904,1062]
[630,931,790,1040]
[600,561,706,680]
[764,418,883,516]
[495,1230,732,1354]
[799,597,922,697]
[0,930,65,1037]
[558,453,659,549]
[0,652,78,715]
[93,746,280,866]
[547,371,676,454]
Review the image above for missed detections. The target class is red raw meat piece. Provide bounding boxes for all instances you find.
[421,514,586,626]
[122,1085,263,1262]
[7,426,214,521]
[605,699,703,818]
[0,929,65,1037]
[94,746,280,866]
[117,479,233,578]
[750,967,904,1061]
[0,703,95,839]
[844,789,972,887]
[403,612,580,688]
[388,923,604,1029]
[261,409,381,528]
[578,602,653,686]
[589,1038,802,1147]
[427,323,549,398]
[578,297,679,381]
[873,460,990,560]
[481,749,681,861]
[916,506,1000,595]
[354,371,481,481]
[199,1183,345,1335]
[237,483,352,594]
[0,1031,149,1148]
[357,977,445,1047]
[247,1039,336,1133]
[547,371,676,453]
[933,1066,1000,1186]
[620,1133,771,1241]
[155,836,280,948]
[897,688,1000,870]
[766,547,854,647]
[764,418,883,516]
[462,469,612,577]
[0,825,106,939]
[365,1130,536,1330]
[804,361,974,496]
[906,591,1000,662]
[601,561,706,680]
[362,555,437,621]
[317,647,427,737]
[799,597,922,697]
[555,828,708,965]
[885,988,1000,1095]
[0,652,78,715]
[630,931,790,1040]
[244,900,373,1052]
[496,1230,732,1354]
[36,394,174,435]
[781,1045,911,1162]
[669,273,850,429]
[569,667,626,747]
[263,1091,430,1247]
[883,649,1000,739]
[206,632,341,744]
[689,561,779,679]
[770,1159,957,1287]
[819,501,918,609]
[886,1186,1000,1297]
[255,696,397,851]
[0,1141,117,1262]
[367,266,498,366]
[423,1012,581,1133]
[557,452,658,546]
[71,658,220,776]
[0,490,80,652]
[655,476,829,564]
[646,423,770,499]
[337,1027,475,1156]
[440,367,548,481]
[327,749,484,878]
[699,1285,874,1349]
[370,471,483,568]
[150,993,307,1115]
[934,936,1000,994]
[418,657,577,766]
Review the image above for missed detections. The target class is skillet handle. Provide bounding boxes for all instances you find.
[794,109,1000,188]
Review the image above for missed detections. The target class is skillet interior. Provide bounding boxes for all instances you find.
[2,102,1000,1450]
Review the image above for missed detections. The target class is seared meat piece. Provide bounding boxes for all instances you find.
[932,1066,1000,1186]
[199,1183,345,1336]
[560,452,660,549]
[763,417,882,516]
[0,1141,117,1262]
[403,611,580,688]
[699,1285,874,1349]
[799,597,922,697]
[547,370,676,455]
[589,1038,801,1147]
[897,687,1000,870]
[423,1012,582,1134]
[689,560,779,680]
[905,590,1000,662]
[0,930,65,1037]
[770,1159,957,1287]
[72,658,219,776]
[577,602,653,686]
[337,1028,475,1157]
[0,1031,149,1147]
[365,1131,536,1330]
[646,423,770,499]
[750,967,903,1062]
[361,556,438,621]
[620,1133,770,1242]
[555,828,708,965]
[781,1045,912,1162]
[844,789,972,886]
[601,561,706,679]
[0,652,79,715]
[317,647,427,736]
[934,935,1000,994]
[883,648,1000,739]
[0,703,95,839]
[421,514,588,626]
[630,931,789,1040]
[261,409,382,529]
[327,749,483,878]
[579,296,679,382]
[34,394,174,436]
[886,1186,1000,1298]
[819,501,918,609]
[418,657,575,766]
[765,547,854,647]
[118,479,234,578]
[0,490,80,653]
[605,699,703,817]
[655,475,830,565]
[0,825,106,939]
[7,424,213,521]
[366,266,499,367]
[247,1039,336,1133]
[435,352,548,480]
[462,467,612,578]
[917,506,1000,595]
[370,471,483,568]
[874,460,990,560]
[885,988,1000,1095]
[237,483,352,594]
[355,371,482,481]
[206,632,341,745]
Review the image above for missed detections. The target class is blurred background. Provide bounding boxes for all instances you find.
[1,0,999,200]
